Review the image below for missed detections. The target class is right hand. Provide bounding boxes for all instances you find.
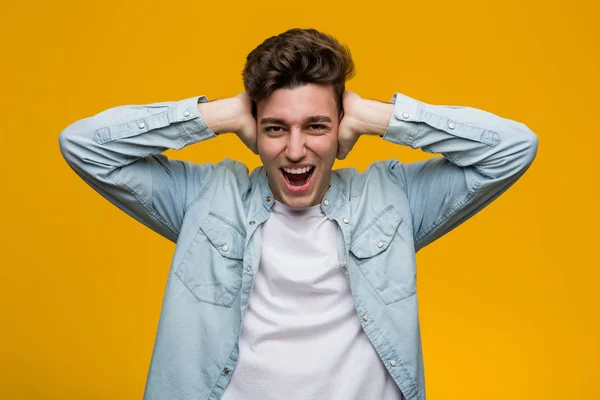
[198,92,258,154]
[232,92,258,154]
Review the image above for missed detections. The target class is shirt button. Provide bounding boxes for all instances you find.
[390,360,397,367]
[223,367,230,374]
[401,112,410,119]
[323,200,329,206]
[448,121,456,130]
[266,196,272,202]
[222,245,229,252]
[377,241,384,248]
[249,220,256,225]
[138,122,146,129]
[362,314,368,321]
[343,217,349,224]
[246,265,252,272]
[183,110,190,117]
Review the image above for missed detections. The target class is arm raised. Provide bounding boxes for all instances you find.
[339,90,538,251]
[58,93,256,243]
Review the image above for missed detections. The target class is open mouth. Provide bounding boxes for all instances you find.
[280,166,315,193]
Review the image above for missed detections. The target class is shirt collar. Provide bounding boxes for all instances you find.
[256,167,344,215]
[255,168,351,249]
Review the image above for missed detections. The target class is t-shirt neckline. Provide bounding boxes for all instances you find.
[272,200,324,218]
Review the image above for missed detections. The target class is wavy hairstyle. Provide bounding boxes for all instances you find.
[242,28,355,118]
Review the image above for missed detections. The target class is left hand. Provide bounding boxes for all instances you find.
[337,90,395,160]
[337,90,365,160]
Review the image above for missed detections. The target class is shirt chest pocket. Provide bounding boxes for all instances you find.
[350,206,416,305]
[175,212,245,308]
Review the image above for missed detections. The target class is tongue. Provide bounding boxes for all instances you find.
[287,171,311,186]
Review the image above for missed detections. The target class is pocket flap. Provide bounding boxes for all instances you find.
[350,206,404,259]
[200,212,245,259]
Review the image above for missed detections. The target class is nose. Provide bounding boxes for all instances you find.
[285,128,306,162]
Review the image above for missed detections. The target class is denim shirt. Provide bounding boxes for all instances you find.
[58,92,538,400]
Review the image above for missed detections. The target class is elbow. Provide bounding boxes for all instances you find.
[521,123,539,168]
[494,123,539,180]
[58,125,72,163]
[58,123,79,166]
[504,123,538,180]
[58,119,93,169]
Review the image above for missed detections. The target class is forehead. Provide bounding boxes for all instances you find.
[257,83,337,123]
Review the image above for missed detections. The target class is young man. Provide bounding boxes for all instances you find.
[59,28,538,400]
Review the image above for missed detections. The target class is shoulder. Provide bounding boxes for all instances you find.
[211,158,254,191]
[215,158,250,176]
[334,160,408,195]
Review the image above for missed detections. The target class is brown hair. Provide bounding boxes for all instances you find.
[242,28,355,118]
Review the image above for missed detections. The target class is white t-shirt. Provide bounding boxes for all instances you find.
[221,200,403,400]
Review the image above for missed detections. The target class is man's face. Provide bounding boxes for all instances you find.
[256,83,339,209]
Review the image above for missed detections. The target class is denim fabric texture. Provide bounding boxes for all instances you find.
[59,92,538,400]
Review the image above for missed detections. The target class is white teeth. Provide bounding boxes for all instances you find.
[282,166,313,174]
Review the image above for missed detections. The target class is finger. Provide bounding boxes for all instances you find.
[249,139,259,155]
[336,145,349,160]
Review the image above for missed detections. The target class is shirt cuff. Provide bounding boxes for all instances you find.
[174,95,218,146]
[381,92,424,148]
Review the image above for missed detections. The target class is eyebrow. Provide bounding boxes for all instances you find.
[260,115,333,126]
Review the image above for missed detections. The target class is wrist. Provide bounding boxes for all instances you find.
[197,97,244,135]
[356,99,394,137]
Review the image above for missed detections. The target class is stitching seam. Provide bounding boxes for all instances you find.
[414,179,482,245]
[108,174,180,237]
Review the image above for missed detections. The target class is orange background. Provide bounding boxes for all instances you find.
[1,0,598,399]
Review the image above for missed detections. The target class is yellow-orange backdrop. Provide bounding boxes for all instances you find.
[1,0,598,399]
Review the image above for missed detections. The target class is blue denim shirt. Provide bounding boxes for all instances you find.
[58,92,538,400]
